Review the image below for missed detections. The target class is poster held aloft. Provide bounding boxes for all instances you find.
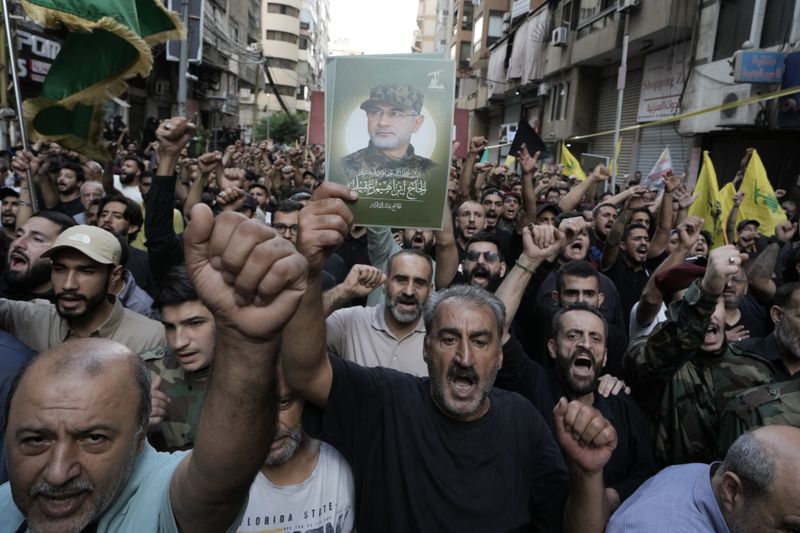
[325,55,455,229]
[641,147,674,189]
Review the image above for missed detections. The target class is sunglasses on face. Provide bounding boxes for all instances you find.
[465,250,500,263]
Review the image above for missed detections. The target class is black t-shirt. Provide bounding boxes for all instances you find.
[55,197,85,218]
[726,293,772,340]
[602,255,662,331]
[304,355,570,533]
[495,336,656,502]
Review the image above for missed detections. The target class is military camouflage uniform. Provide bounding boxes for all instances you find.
[339,143,436,181]
[718,379,800,453]
[624,280,773,466]
[147,354,210,452]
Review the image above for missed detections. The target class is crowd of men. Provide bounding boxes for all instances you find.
[0,106,798,533]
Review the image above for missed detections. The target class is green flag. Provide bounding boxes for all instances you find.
[21,0,184,160]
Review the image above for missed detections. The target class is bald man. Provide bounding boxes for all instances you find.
[0,203,309,532]
[607,425,800,532]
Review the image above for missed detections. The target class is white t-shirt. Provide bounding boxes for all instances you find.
[237,441,355,533]
[113,174,144,203]
[628,301,667,340]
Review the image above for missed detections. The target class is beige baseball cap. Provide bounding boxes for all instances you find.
[42,225,122,266]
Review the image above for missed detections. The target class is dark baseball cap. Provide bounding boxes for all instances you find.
[0,187,19,199]
[536,203,561,216]
[736,219,760,232]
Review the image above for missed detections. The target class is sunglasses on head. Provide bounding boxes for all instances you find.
[465,250,500,263]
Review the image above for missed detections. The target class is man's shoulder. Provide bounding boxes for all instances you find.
[0,482,23,529]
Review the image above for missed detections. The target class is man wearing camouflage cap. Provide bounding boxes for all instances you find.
[339,83,436,180]
[0,225,167,360]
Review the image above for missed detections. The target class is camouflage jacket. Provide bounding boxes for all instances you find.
[146,354,210,452]
[338,143,436,182]
[625,280,774,466]
[718,379,800,454]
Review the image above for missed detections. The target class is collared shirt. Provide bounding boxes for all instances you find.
[118,269,156,319]
[0,297,167,361]
[326,304,428,376]
[607,462,730,533]
[739,333,799,381]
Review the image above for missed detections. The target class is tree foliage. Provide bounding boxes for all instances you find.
[254,111,307,144]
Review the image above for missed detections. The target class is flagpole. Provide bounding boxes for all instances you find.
[610,11,630,193]
[2,0,38,211]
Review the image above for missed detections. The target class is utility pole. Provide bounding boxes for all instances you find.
[176,0,190,116]
[610,11,630,193]
[252,61,261,141]
[0,17,9,152]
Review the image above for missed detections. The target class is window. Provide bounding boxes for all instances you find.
[713,0,754,60]
[550,82,570,121]
[576,0,615,39]
[273,84,296,96]
[459,40,471,68]
[487,10,505,46]
[473,15,483,52]
[267,57,297,70]
[558,1,578,30]
[267,3,300,17]
[231,19,239,44]
[462,2,474,30]
[299,36,308,50]
[266,30,298,44]
[761,0,796,48]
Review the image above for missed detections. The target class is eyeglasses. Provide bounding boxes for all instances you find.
[365,108,419,121]
[465,250,500,263]
[272,223,299,234]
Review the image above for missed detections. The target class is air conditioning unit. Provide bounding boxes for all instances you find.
[718,85,759,126]
[617,0,641,12]
[154,79,169,96]
[552,26,568,47]
[537,82,551,96]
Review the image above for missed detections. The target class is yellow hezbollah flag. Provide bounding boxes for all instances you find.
[688,151,727,249]
[610,137,622,176]
[738,149,787,237]
[561,144,587,181]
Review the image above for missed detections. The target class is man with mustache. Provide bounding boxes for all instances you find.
[338,84,435,182]
[459,232,506,292]
[52,162,86,218]
[625,248,774,466]
[282,185,618,531]
[495,304,655,512]
[0,225,167,360]
[0,188,20,241]
[325,249,432,376]
[454,199,486,261]
[239,371,355,532]
[1,210,75,301]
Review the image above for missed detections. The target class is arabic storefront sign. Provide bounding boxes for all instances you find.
[734,50,786,84]
[637,46,689,122]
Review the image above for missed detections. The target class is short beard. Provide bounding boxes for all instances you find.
[370,132,412,151]
[387,296,422,324]
[465,267,502,292]
[4,260,51,291]
[120,172,137,185]
[555,351,600,397]
[428,359,497,420]
[775,317,800,360]
[264,426,303,466]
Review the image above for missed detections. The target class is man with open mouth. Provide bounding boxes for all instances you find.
[625,247,775,467]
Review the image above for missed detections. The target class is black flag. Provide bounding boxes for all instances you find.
[509,118,548,159]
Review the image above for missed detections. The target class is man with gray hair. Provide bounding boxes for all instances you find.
[606,425,800,532]
[281,182,619,532]
[338,84,435,182]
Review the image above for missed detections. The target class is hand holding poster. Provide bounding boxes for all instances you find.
[325,56,455,229]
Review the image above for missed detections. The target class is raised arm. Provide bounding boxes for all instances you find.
[559,166,610,213]
[282,182,356,407]
[634,216,702,330]
[434,207,459,288]
[322,264,385,316]
[457,136,487,204]
[648,174,680,257]
[170,205,308,532]
[745,242,779,303]
[726,191,744,245]
[517,144,541,231]
[184,152,218,218]
[495,224,561,342]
